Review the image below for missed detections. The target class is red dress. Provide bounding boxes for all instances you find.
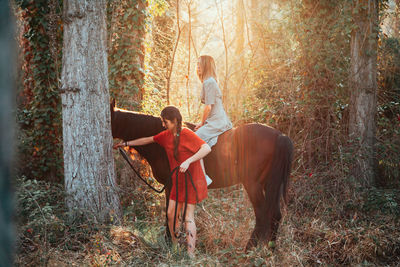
[153,128,208,204]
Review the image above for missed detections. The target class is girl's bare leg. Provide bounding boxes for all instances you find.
[185,204,196,257]
[200,159,212,186]
[167,199,182,244]
[200,159,206,175]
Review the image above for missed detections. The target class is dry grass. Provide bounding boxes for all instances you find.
[14,157,400,266]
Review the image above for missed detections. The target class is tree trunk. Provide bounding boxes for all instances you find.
[395,0,400,38]
[249,0,270,66]
[107,0,147,110]
[234,0,245,110]
[166,0,181,105]
[61,0,121,223]
[132,0,147,103]
[0,3,15,265]
[349,0,379,186]
[215,0,229,103]
[186,1,192,117]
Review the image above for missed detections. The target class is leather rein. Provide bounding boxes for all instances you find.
[118,147,198,239]
[118,147,165,193]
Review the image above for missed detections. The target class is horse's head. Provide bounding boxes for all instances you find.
[109,99,165,141]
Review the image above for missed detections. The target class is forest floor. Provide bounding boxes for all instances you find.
[14,158,400,266]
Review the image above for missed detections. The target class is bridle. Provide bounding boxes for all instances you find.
[118,147,165,193]
[170,166,198,239]
[118,147,198,239]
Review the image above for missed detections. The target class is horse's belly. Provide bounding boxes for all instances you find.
[204,131,240,188]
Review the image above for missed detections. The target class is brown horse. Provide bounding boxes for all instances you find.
[110,101,293,250]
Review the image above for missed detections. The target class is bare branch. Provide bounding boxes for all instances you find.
[214,0,229,103]
[166,0,183,105]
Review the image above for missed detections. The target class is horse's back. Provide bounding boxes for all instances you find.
[205,123,281,189]
[234,123,280,142]
[228,123,280,159]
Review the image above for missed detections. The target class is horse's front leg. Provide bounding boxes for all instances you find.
[243,181,268,251]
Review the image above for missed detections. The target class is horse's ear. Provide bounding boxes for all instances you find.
[110,98,116,112]
[110,98,116,117]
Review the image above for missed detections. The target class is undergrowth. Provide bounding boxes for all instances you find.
[14,153,400,266]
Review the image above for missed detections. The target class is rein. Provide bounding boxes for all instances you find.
[118,147,165,193]
[119,147,199,240]
[170,166,198,239]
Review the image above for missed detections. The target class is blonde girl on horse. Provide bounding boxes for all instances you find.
[195,55,232,182]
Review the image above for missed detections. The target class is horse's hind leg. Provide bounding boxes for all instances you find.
[267,200,282,243]
[262,179,283,245]
[245,179,283,250]
[243,181,268,251]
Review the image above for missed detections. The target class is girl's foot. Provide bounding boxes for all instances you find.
[171,242,179,253]
[187,251,195,259]
[187,245,195,259]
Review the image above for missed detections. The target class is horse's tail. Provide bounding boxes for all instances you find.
[264,134,293,209]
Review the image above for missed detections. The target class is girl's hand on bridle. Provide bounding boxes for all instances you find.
[113,142,125,149]
[194,123,202,131]
[179,160,191,173]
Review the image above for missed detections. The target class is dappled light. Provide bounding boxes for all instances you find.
[10,0,400,265]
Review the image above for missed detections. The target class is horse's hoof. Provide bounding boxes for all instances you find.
[245,239,257,252]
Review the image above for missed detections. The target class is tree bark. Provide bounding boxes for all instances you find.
[107,0,147,109]
[349,0,379,186]
[61,0,121,223]
[395,0,400,38]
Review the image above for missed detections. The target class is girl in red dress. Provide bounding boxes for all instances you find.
[114,106,211,257]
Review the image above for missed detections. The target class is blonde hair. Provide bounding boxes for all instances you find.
[198,55,218,83]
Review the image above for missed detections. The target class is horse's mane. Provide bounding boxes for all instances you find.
[113,107,164,138]
[116,107,197,131]
[184,121,196,131]
[113,105,202,139]
[115,107,161,124]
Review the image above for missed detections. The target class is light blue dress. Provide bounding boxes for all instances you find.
[196,77,232,147]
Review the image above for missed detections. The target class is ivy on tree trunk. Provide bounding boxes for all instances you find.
[349,0,379,186]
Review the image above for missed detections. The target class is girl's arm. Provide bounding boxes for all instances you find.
[113,136,154,149]
[179,144,211,172]
[195,105,212,130]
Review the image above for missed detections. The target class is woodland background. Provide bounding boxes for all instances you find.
[6,0,400,265]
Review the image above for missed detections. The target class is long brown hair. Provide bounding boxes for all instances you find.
[160,106,182,161]
[198,55,218,83]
